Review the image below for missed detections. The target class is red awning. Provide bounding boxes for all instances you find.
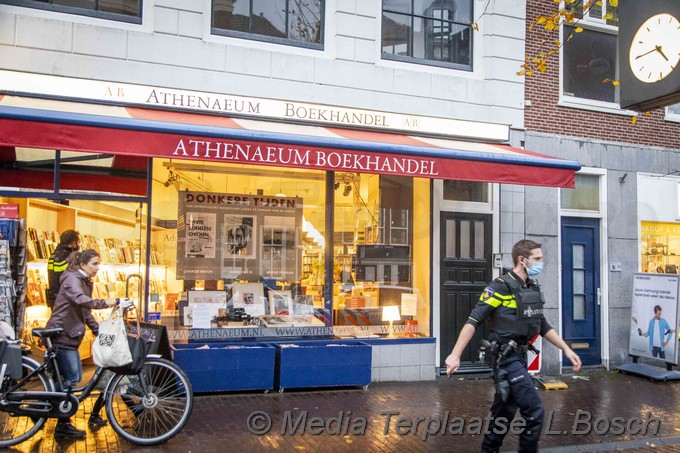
[0,95,580,187]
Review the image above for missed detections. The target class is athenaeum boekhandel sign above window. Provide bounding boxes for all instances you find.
[0,70,509,141]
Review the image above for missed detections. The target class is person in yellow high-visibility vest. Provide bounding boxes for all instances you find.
[47,230,81,308]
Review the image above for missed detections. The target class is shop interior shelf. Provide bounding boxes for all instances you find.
[172,342,276,393]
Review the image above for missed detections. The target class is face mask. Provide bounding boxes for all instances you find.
[524,259,543,277]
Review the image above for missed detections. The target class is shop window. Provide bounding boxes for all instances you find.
[333,173,430,338]
[382,0,473,70]
[641,221,680,274]
[212,0,324,49]
[442,180,488,202]
[149,160,430,340]
[560,173,599,211]
[151,160,328,331]
[0,0,142,23]
[1,196,154,353]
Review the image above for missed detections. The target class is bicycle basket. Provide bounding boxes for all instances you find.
[0,339,22,379]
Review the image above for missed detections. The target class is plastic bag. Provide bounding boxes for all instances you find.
[92,306,132,368]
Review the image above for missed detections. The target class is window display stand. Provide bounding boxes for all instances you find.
[172,342,276,393]
[273,340,371,392]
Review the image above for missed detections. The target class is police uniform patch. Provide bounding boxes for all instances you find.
[481,288,494,300]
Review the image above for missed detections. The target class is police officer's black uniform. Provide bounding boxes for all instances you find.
[466,270,550,453]
[47,243,75,308]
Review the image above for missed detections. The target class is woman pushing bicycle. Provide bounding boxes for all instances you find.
[44,249,129,438]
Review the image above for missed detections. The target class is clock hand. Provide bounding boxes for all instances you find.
[654,45,669,61]
[635,48,658,59]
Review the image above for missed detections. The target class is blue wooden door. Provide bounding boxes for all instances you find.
[561,217,601,366]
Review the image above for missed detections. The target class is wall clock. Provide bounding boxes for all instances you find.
[628,13,680,83]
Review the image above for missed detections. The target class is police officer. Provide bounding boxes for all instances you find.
[47,230,81,308]
[445,239,581,453]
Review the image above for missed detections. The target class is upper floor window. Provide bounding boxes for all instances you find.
[0,0,142,23]
[213,0,324,49]
[382,0,473,70]
[561,1,619,105]
[667,103,680,123]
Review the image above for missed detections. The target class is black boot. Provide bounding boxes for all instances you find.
[88,414,108,428]
[54,419,86,438]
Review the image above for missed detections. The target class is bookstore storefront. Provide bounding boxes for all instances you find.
[0,74,579,383]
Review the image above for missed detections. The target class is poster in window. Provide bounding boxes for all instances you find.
[185,212,216,258]
[224,215,256,259]
[260,216,297,280]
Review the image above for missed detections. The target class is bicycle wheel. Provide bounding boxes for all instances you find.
[105,358,193,445]
[0,356,55,448]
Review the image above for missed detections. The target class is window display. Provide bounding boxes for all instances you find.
[641,221,680,273]
[148,159,430,340]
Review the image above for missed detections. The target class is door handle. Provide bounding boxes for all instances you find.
[597,288,601,306]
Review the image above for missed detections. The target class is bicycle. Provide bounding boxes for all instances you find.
[0,323,194,447]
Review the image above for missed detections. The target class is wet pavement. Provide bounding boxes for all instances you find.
[6,368,680,452]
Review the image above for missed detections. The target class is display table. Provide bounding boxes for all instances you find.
[273,340,371,392]
[172,342,276,393]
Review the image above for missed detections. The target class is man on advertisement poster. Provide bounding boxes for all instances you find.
[634,305,675,359]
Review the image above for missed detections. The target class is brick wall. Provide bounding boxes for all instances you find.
[525,0,680,150]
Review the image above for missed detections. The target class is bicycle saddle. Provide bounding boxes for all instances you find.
[31,327,64,338]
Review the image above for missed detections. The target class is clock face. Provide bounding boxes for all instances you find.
[628,13,680,83]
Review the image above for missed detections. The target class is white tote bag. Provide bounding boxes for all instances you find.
[92,305,132,368]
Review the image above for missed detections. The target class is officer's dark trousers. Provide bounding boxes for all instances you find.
[481,355,544,453]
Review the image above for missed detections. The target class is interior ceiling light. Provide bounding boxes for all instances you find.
[343,183,352,196]
[163,170,181,189]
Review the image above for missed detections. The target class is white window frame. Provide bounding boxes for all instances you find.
[665,104,680,123]
[557,1,632,115]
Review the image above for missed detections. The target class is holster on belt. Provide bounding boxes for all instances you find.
[480,339,518,403]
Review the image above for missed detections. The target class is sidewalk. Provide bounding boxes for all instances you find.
[7,369,680,452]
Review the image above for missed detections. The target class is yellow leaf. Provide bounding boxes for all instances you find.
[612,80,620,86]
[529,23,535,30]
[604,13,613,20]
[547,50,555,57]
[472,23,479,31]
[538,63,548,72]
[575,27,584,33]
[631,116,638,124]
[516,70,526,76]
[536,16,547,24]
[345,439,353,444]
[554,40,561,45]
[602,78,611,83]
[545,19,556,31]
[526,71,534,76]
[596,1,603,5]
[566,13,575,22]
[609,0,618,6]
[532,58,541,63]
[645,111,651,116]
